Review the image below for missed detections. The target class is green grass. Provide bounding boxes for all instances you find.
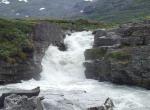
[0,18,114,63]
[44,19,115,30]
[0,18,34,62]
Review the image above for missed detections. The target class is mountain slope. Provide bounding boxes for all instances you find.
[74,0,150,23]
[0,0,150,23]
[0,0,82,18]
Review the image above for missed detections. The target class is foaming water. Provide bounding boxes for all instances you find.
[0,31,150,110]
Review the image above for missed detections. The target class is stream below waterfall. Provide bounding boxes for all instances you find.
[0,31,150,110]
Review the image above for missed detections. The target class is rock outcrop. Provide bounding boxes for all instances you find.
[0,87,40,108]
[0,22,65,84]
[0,87,43,110]
[32,22,66,79]
[84,21,150,89]
[87,98,114,110]
[3,94,44,110]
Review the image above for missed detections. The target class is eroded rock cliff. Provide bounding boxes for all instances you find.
[0,20,65,84]
[84,21,150,89]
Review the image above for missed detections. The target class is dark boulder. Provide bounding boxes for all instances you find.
[93,29,121,48]
[84,21,150,89]
[87,98,114,110]
[84,61,98,80]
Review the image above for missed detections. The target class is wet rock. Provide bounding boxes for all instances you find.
[104,98,114,110]
[3,94,44,110]
[0,87,40,108]
[84,21,150,89]
[84,61,98,80]
[87,98,114,110]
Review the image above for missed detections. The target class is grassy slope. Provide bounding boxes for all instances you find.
[2,14,150,63]
[0,19,35,63]
[0,18,112,63]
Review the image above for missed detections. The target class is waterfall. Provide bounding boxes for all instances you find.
[0,31,150,110]
[41,31,93,83]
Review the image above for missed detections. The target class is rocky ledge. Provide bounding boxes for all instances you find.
[0,87,43,110]
[84,21,150,89]
[87,98,114,110]
[0,20,66,84]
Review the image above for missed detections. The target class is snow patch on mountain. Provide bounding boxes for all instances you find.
[39,7,46,11]
[84,0,93,2]
[0,0,10,4]
[80,10,84,13]
[18,0,28,3]
[0,0,28,4]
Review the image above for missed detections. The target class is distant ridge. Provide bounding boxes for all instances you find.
[0,0,150,23]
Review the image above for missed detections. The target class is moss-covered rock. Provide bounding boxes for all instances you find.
[107,50,131,60]
[85,48,107,60]
[84,21,150,89]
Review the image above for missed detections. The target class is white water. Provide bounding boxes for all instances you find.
[0,31,150,110]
